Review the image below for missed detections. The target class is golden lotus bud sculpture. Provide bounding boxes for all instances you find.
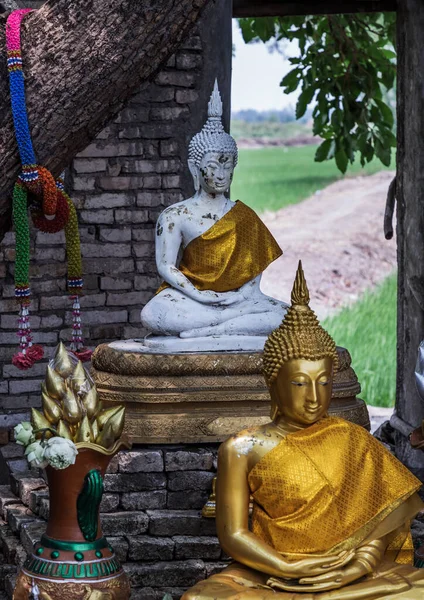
[14,344,131,600]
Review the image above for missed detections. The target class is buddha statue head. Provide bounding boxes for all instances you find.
[188,80,238,194]
[263,261,339,426]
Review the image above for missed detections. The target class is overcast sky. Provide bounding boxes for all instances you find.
[231,20,300,112]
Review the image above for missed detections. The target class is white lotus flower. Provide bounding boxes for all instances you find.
[43,437,78,470]
[25,441,48,469]
[14,422,34,446]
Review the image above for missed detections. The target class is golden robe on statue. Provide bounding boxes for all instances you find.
[158,200,282,294]
[186,418,424,599]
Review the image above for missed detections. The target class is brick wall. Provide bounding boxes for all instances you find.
[0,0,232,423]
[0,444,228,599]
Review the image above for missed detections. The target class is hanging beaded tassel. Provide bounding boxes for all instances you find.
[6,10,91,368]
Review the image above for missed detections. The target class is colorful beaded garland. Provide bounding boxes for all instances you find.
[6,9,91,368]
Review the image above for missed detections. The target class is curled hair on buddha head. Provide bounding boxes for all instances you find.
[263,260,339,391]
[188,79,238,171]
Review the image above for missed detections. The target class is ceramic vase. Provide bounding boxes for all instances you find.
[13,440,131,600]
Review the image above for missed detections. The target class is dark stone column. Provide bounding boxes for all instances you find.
[395,0,424,479]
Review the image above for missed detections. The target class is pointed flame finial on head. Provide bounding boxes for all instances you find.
[291,260,310,307]
[188,78,238,168]
[208,79,223,119]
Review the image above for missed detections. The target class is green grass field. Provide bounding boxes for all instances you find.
[231,119,311,140]
[323,274,397,408]
[232,145,394,213]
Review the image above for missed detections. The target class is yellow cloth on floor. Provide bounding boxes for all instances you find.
[157,200,282,294]
[248,417,421,561]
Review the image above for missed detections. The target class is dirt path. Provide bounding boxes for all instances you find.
[260,170,397,319]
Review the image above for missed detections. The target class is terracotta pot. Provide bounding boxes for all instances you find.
[14,440,131,600]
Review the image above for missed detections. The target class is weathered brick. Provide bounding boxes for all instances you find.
[39,295,71,310]
[20,520,46,555]
[104,536,127,562]
[3,361,47,380]
[160,140,180,156]
[115,209,149,224]
[162,175,181,189]
[0,486,19,519]
[78,142,144,157]
[123,325,148,339]
[168,471,215,492]
[39,498,49,520]
[98,176,145,191]
[100,494,120,513]
[117,106,150,123]
[133,243,153,258]
[127,535,174,561]
[132,228,155,242]
[40,314,63,329]
[18,478,46,507]
[6,504,37,533]
[0,298,22,313]
[9,380,41,395]
[121,491,167,511]
[118,450,163,473]
[205,561,230,578]
[147,510,202,537]
[107,292,148,306]
[181,35,202,50]
[0,381,8,394]
[0,526,20,564]
[165,450,214,472]
[28,489,49,515]
[176,89,200,104]
[102,511,148,536]
[2,314,40,329]
[7,459,31,474]
[131,84,175,104]
[80,243,131,258]
[0,396,41,411]
[143,175,162,189]
[73,158,107,174]
[72,176,96,191]
[121,159,180,174]
[176,52,202,70]
[100,277,133,291]
[124,559,205,588]
[155,71,195,88]
[0,444,24,459]
[83,258,134,274]
[31,332,58,344]
[65,310,128,326]
[104,473,166,492]
[174,536,221,560]
[90,324,123,340]
[80,210,114,224]
[99,228,131,243]
[134,275,160,291]
[84,193,133,210]
[150,107,189,121]
[167,490,209,511]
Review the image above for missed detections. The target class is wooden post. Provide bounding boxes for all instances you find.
[395,0,424,478]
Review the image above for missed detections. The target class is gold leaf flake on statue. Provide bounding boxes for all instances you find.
[41,389,62,424]
[82,386,98,419]
[31,408,54,439]
[96,405,123,430]
[71,361,89,396]
[75,415,94,444]
[62,386,83,424]
[57,420,73,441]
[54,342,74,379]
[45,365,66,400]
[91,418,99,441]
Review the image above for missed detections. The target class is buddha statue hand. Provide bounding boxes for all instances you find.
[269,540,385,593]
[276,550,356,580]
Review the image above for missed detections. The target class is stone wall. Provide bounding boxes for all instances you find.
[0,0,232,424]
[0,443,227,600]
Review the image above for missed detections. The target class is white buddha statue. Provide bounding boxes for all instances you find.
[140,81,288,350]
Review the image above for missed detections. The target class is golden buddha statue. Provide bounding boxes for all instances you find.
[183,262,424,600]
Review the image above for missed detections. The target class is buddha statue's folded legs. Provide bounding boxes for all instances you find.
[141,287,288,337]
[183,561,424,600]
